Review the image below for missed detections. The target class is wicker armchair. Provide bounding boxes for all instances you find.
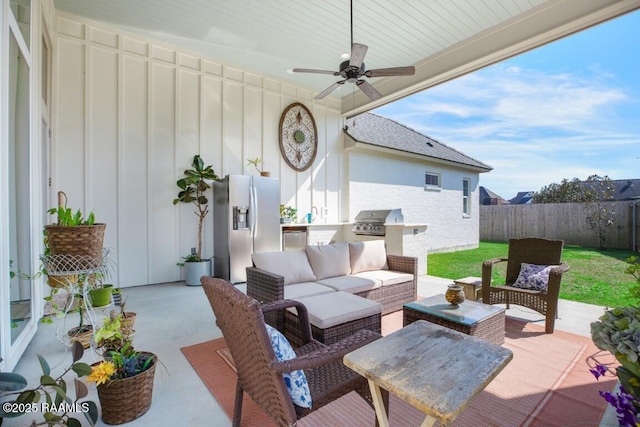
[201,277,388,427]
[481,238,569,333]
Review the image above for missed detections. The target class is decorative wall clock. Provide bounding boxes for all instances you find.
[279,102,317,172]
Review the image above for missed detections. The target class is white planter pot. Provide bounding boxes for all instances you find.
[184,260,211,286]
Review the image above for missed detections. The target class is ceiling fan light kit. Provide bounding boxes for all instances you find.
[292,0,415,101]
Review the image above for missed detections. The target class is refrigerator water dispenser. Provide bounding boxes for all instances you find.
[233,206,249,230]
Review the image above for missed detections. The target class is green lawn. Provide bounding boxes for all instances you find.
[427,241,637,307]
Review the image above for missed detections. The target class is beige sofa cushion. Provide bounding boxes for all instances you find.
[283,282,336,300]
[352,270,414,287]
[288,291,382,329]
[349,240,388,274]
[252,250,316,285]
[316,275,381,294]
[305,242,351,279]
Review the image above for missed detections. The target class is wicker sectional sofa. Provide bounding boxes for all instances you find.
[246,240,418,319]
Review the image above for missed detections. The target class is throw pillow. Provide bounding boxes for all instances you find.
[512,263,557,291]
[305,242,351,279]
[265,324,312,408]
[252,250,316,285]
[349,240,388,274]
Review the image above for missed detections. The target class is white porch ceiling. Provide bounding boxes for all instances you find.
[53,0,640,114]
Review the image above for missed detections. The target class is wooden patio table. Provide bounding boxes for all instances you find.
[343,320,513,427]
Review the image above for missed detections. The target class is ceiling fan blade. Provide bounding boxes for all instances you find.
[349,43,368,69]
[315,80,346,100]
[356,80,381,101]
[292,68,339,75]
[365,66,416,78]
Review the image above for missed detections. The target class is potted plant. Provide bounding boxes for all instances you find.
[247,157,271,177]
[173,155,220,286]
[0,341,98,426]
[88,324,156,424]
[280,204,297,224]
[86,271,117,308]
[94,310,129,355]
[45,192,106,271]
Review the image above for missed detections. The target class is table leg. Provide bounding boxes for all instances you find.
[367,379,390,427]
[420,415,437,427]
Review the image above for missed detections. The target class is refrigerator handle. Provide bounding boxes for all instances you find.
[250,180,258,237]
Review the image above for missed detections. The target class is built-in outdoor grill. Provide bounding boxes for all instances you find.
[352,209,404,236]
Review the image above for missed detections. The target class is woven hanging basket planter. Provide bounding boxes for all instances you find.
[96,353,156,425]
[45,223,106,269]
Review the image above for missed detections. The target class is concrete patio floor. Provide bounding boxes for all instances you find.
[7,276,617,426]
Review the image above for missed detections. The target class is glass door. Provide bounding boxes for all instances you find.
[2,0,34,370]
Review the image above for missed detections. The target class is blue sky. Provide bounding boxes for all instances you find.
[374,10,640,200]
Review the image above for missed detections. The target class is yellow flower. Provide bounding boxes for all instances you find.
[87,361,116,385]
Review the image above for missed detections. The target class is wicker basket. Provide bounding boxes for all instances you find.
[120,312,137,336]
[96,353,156,425]
[47,274,78,289]
[45,223,106,269]
[68,325,93,349]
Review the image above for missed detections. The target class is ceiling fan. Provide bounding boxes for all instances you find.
[292,0,415,101]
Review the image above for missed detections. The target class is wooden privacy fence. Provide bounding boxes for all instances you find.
[480,201,640,250]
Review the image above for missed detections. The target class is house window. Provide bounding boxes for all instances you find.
[463,178,470,216]
[425,172,440,189]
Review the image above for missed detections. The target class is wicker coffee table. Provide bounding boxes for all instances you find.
[403,294,505,345]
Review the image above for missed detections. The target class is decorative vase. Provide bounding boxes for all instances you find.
[96,353,156,425]
[260,171,271,177]
[445,284,465,308]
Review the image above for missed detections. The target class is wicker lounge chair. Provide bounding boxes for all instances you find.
[481,238,569,333]
[201,276,388,427]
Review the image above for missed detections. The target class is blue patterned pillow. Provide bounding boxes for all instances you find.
[265,324,312,408]
[512,263,556,291]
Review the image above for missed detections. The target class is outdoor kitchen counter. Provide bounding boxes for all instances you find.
[280,222,352,227]
[280,223,429,276]
[281,223,351,247]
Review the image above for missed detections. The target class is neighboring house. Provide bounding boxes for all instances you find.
[480,186,508,205]
[599,179,640,201]
[509,191,534,204]
[504,179,640,204]
[344,113,492,253]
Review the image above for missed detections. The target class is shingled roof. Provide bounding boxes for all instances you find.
[480,186,508,205]
[344,112,492,172]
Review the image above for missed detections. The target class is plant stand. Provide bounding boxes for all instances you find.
[42,249,112,350]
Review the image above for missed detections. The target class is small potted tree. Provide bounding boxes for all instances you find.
[247,157,271,177]
[173,155,220,286]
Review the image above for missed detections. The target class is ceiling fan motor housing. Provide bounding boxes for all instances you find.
[340,60,365,82]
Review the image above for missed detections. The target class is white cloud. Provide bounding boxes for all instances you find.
[375,64,639,198]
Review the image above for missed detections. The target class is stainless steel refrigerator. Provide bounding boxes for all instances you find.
[212,175,281,283]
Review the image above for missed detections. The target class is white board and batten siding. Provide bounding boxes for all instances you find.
[54,14,344,286]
